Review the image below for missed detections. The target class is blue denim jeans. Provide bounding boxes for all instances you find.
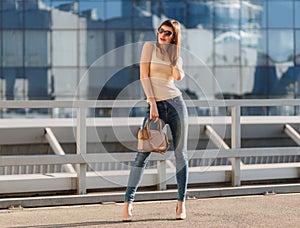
[124,95,189,202]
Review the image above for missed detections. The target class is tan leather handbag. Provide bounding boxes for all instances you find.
[137,118,169,153]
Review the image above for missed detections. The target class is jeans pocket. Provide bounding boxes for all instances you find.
[172,96,184,106]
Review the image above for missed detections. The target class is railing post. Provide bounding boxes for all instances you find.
[231,106,241,187]
[157,160,167,190]
[76,107,87,194]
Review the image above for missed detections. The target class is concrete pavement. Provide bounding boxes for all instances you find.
[0,193,299,228]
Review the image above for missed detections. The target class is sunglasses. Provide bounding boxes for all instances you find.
[158,27,173,37]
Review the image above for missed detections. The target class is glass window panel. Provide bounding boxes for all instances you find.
[241,67,257,96]
[0,30,2,66]
[215,67,241,95]
[88,65,138,101]
[245,66,270,98]
[25,68,50,100]
[132,34,149,65]
[133,16,153,29]
[241,29,267,66]
[85,30,105,66]
[104,29,132,58]
[268,29,293,65]
[3,30,23,67]
[25,30,50,67]
[52,30,77,67]
[245,65,296,99]
[296,30,300,66]
[106,17,132,29]
[50,0,76,11]
[24,4,51,29]
[82,0,127,22]
[241,0,265,29]
[214,30,240,66]
[179,66,214,100]
[51,0,78,29]
[132,0,151,18]
[76,67,89,100]
[0,76,5,100]
[106,0,124,21]
[133,30,155,44]
[41,0,52,7]
[52,68,78,98]
[2,68,25,100]
[296,67,300,96]
[160,1,186,25]
[185,29,213,66]
[79,0,105,21]
[296,1,300,28]
[187,0,213,28]
[78,29,87,67]
[268,1,293,28]
[268,65,296,97]
[2,2,23,29]
[214,1,240,29]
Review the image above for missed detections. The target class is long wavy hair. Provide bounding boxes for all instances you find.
[156,19,181,66]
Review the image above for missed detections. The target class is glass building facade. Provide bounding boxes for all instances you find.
[0,0,299,117]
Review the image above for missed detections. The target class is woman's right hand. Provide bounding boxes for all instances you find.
[149,102,159,121]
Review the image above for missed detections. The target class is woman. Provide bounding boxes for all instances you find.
[122,19,188,221]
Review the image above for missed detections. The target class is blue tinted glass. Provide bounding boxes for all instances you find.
[241,0,265,29]
[268,1,293,28]
[214,30,240,66]
[79,0,107,21]
[296,30,300,66]
[187,1,213,28]
[215,67,241,94]
[52,30,77,67]
[268,29,294,65]
[2,1,24,29]
[25,31,49,67]
[214,1,240,29]
[241,29,267,66]
[26,68,50,100]
[296,1,300,28]
[25,7,51,29]
[3,30,23,67]
[160,1,186,25]
[86,30,106,66]
[50,0,76,11]
[241,67,258,97]
[0,31,2,67]
[296,67,300,96]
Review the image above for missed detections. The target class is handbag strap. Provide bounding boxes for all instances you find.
[144,118,163,132]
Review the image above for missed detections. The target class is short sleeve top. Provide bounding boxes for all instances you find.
[149,45,184,101]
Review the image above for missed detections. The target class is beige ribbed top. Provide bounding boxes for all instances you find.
[149,47,183,101]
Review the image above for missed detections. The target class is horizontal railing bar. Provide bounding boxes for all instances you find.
[188,147,300,160]
[0,99,299,109]
[0,147,299,166]
[0,154,85,166]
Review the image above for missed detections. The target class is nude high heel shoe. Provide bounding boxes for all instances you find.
[176,201,186,220]
[122,202,133,222]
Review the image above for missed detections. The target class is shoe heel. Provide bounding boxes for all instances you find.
[122,203,133,222]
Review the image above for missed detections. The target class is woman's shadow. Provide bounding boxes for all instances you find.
[12,218,176,228]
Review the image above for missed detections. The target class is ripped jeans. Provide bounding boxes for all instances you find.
[124,95,188,202]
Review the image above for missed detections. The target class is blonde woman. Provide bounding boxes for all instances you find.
[122,19,188,221]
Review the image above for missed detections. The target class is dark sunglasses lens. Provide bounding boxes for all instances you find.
[165,31,172,36]
[158,28,172,36]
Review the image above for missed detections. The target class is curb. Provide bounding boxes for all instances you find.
[1,183,300,209]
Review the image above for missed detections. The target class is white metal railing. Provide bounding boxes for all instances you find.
[0,99,299,195]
